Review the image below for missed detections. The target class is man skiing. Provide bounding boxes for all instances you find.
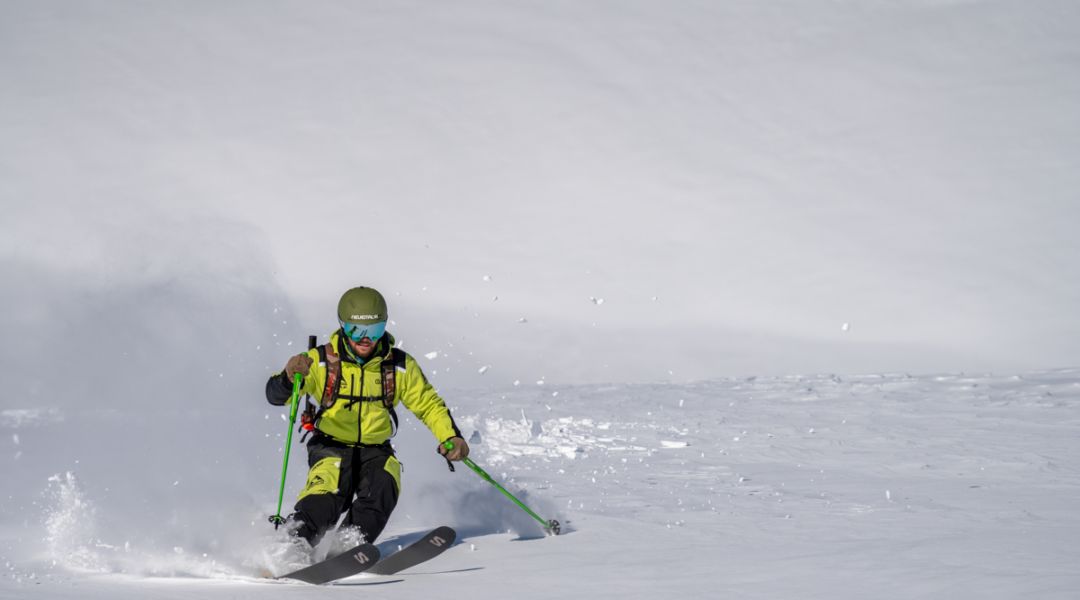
[265,286,469,547]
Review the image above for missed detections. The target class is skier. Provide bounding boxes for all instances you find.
[265,286,469,547]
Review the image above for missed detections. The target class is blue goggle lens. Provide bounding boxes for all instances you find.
[341,320,386,342]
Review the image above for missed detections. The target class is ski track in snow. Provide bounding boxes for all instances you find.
[1,369,1078,599]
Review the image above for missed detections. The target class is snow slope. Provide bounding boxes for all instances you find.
[2,0,1080,598]
[3,369,1079,599]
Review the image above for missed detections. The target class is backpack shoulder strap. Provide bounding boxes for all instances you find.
[380,348,407,408]
[318,343,341,408]
[390,347,407,368]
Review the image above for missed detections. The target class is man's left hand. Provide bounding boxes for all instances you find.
[440,437,470,461]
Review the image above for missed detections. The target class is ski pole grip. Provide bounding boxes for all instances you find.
[288,374,304,419]
[441,440,456,472]
[285,335,314,417]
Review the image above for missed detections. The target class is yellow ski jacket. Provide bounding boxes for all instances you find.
[266,331,460,446]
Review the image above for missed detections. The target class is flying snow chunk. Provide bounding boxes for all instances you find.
[482,275,492,282]
[589,297,605,305]
[841,322,851,332]
[425,351,440,360]
[518,317,528,323]
[478,365,491,375]
[660,440,690,449]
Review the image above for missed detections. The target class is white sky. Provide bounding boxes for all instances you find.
[2,1,1079,390]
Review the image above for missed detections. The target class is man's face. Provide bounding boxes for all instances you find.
[346,335,378,358]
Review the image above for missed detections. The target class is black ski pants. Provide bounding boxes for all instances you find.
[290,435,401,546]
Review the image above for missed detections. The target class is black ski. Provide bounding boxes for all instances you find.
[277,543,380,584]
[368,526,456,575]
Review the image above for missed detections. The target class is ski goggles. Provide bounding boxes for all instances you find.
[340,320,387,343]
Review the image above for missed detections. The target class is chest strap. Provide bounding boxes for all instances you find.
[308,341,406,440]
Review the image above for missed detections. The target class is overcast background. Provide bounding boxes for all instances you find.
[2,0,1078,402]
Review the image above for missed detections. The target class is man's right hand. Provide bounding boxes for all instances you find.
[284,354,313,382]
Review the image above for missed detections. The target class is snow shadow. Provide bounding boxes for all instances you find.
[399,475,565,542]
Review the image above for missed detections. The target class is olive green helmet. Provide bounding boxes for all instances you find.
[337,286,388,326]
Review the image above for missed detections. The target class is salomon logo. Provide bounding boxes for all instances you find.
[430,536,446,547]
[353,552,371,565]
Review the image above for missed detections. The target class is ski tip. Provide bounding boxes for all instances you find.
[434,525,457,540]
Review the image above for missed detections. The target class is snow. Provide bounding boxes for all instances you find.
[2,0,1079,598]
[2,370,1078,598]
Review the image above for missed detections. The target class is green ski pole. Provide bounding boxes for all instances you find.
[443,441,561,535]
[269,373,303,529]
[269,335,315,529]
